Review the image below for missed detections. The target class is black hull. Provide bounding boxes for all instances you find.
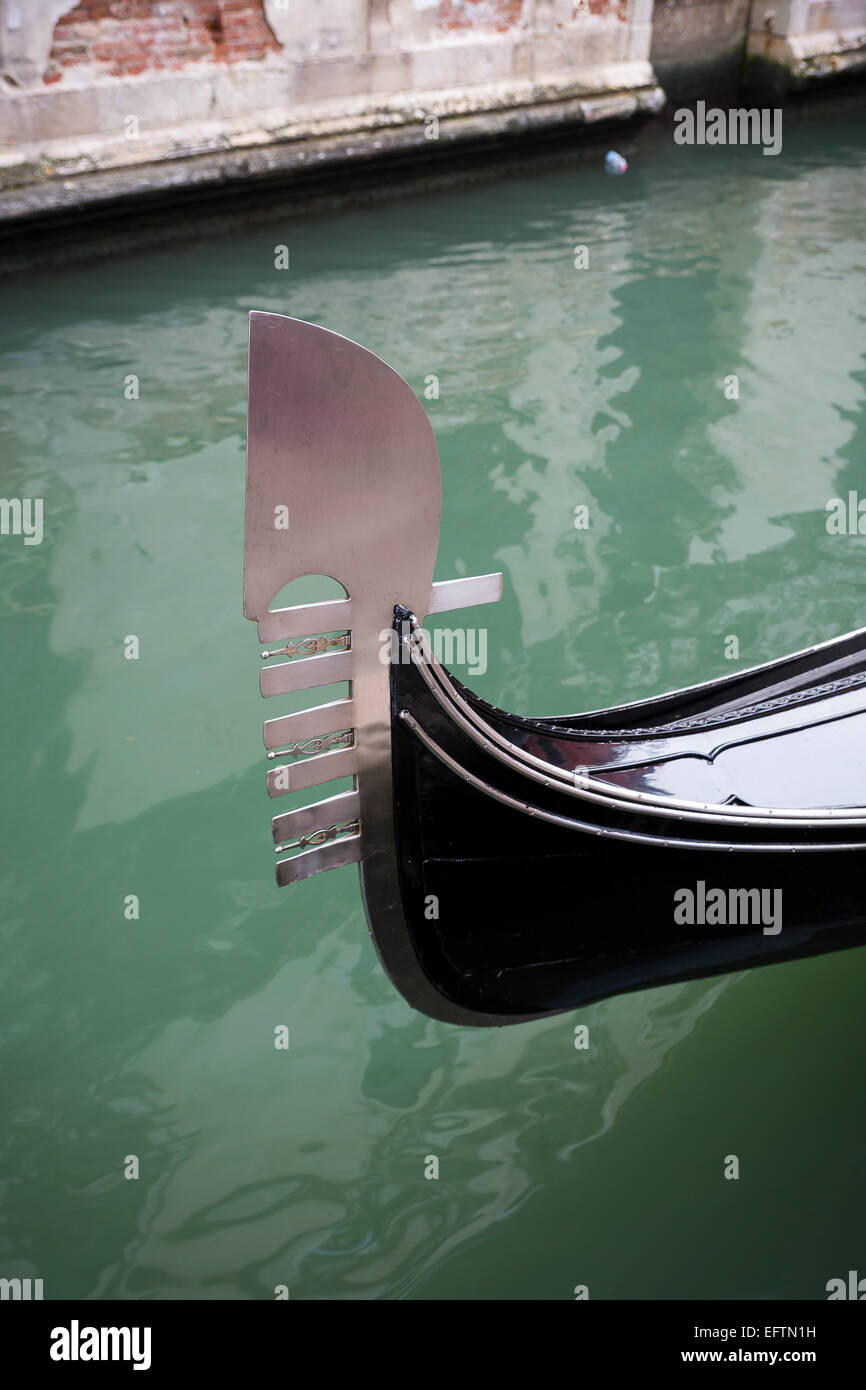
[389,608,866,1021]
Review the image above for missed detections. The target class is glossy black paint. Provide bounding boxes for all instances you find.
[389,608,866,1020]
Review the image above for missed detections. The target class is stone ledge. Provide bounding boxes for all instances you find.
[745,26,866,94]
[0,61,660,181]
[0,78,664,226]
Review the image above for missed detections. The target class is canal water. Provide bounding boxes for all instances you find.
[1,107,865,1300]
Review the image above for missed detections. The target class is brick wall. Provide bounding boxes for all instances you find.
[44,1,279,85]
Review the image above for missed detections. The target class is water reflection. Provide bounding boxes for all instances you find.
[1,114,865,1301]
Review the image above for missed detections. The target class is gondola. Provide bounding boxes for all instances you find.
[243,311,866,1026]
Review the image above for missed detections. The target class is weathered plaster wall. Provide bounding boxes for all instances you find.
[4,1,652,100]
[0,0,661,187]
[746,0,866,95]
[0,1,77,87]
[264,0,653,108]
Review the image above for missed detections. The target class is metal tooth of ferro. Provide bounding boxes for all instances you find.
[257,625,357,798]
[256,626,360,875]
[260,647,354,698]
[263,697,355,754]
[267,730,354,763]
[274,818,360,855]
[272,791,362,886]
[266,743,357,798]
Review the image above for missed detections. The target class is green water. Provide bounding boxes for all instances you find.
[2,110,865,1301]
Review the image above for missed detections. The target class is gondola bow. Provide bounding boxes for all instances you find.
[244,312,866,1025]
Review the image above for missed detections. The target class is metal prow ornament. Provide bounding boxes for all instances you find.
[243,311,502,1011]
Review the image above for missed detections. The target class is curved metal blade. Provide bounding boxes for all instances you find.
[244,312,502,1023]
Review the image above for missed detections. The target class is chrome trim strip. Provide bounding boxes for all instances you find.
[406,627,866,828]
[398,711,866,853]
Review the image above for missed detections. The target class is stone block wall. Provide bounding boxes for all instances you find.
[746,0,866,95]
[0,0,662,188]
[0,1,862,209]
